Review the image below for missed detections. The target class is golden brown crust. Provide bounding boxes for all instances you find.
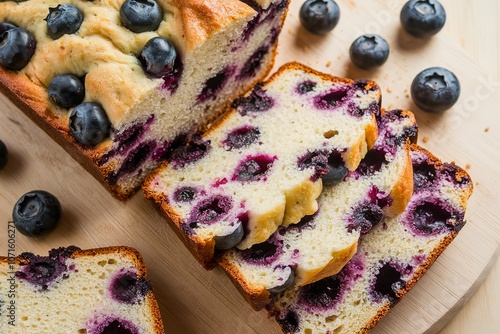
[218,256,272,311]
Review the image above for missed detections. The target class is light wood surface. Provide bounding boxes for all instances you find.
[0,0,498,333]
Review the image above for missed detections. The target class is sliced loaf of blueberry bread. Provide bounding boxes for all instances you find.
[143,62,381,268]
[0,0,289,200]
[268,145,473,334]
[0,246,164,334]
[218,109,417,310]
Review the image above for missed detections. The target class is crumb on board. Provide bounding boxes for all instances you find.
[405,94,410,98]
[484,127,490,132]
[422,136,429,143]
[326,61,332,67]
[302,45,309,52]
[475,181,479,186]
[386,87,392,93]
[465,163,471,169]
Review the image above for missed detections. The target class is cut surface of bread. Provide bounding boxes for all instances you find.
[0,0,289,199]
[268,145,473,334]
[143,62,381,268]
[0,246,164,334]
[219,109,417,310]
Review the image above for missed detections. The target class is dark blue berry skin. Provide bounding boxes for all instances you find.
[322,164,348,186]
[120,0,163,33]
[139,37,177,77]
[300,0,340,35]
[12,190,61,237]
[0,22,17,35]
[0,27,36,71]
[349,34,390,69]
[411,67,460,112]
[400,0,446,38]
[0,139,8,170]
[45,4,83,39]
[69,102,111,146]
[48,74,85,108]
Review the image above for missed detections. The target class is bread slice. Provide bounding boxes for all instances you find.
[143,62,381,268]
[268,144,473,334]
[0,0,289,200]
[0,246,164,333]
[218,109,417,310]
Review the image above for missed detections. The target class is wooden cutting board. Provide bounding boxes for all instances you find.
[0,1,498,333]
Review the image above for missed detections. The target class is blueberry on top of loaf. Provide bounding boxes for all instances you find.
[143,62,381,268]
[218,109,417,310]
[0,246,164,333]
[0,0,290,199]
[268,145,472,334]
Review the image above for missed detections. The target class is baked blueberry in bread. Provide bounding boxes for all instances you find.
[268,145,473,334]
[0,0,290,200]
[143,62,381,268]
[0,246,164,333]
[219,109,417,310]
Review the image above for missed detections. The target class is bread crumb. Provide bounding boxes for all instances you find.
[405,94,410,98]
[303,45,309,52]
[326,61,332,67]
[475,182,479,186]
[465,163,471,169]
[484,127,490,132]
[422,136,429,143]
[386,87,392,93]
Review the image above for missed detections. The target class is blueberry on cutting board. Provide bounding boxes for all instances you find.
[349,34,390,69]
[299,0,340,35]
[400,0,446,38]
[411,67,460,112]
[0,139,8,170]
[12,190,62,237]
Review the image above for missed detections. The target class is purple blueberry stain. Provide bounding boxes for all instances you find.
[222,125,260,150]
[346,202,384,235]
[409,200,465,235]
[297,253,365,311]
[168,137,211,169]
[159,55,183,94]
[15,246,79,290]
[187,195,233,229]
[173,186,198,203]
[109,268,152,304]
[86,315,139,334]
[232,84,274,115]
[367,186,393,208]
[356,148,388,176]
[276,309,300,333]
[232,154,276,182]
[297,149,344,182]
[241,238,283,265]
[314,88,349,110]
[279,213,318,235]
[197,66,236,103]
[238,45,269,80]
[413,160,437,191]
[370,261,410,305]
[442,163,471,186]
[296,80,317,94]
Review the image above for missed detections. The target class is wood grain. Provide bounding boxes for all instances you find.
[0,0,498,333]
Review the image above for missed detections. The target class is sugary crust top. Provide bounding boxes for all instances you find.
[0,0,256,124]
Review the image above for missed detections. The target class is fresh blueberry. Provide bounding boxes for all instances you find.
[299,0,340,35]
[139,37,177,77]
[48,74,85,108]
[12,190,61,237]
[214,222,244,250]
[268,268,295,294]
[0,22,17,35]
[0,27,36,71]
[120,0,163,33]
[349,34,390,69]
[69,102,111,146]
[411,67,460,112]
[322,164,348,186]
[0,139,8,170]
[45,4,83,39]
[400,0,446,38]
